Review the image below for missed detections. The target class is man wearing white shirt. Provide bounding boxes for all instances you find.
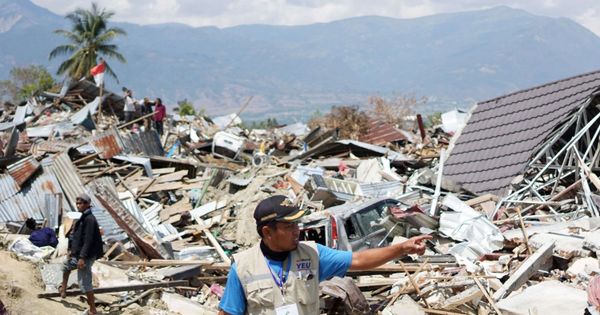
[123,88,136,123]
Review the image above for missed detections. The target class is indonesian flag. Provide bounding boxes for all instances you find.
[90,61,105,87]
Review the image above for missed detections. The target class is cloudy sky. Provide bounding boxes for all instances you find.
[31,0,600,36]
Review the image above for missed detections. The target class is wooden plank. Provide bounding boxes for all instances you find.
[153,167,176,175]
[144,181,206,193]
[102,242,121,260]
[472,277,502,315]
[136,178,157,199]
[156,170,188,183]
[160,198,193,221]
[399,260,430,308]
[202,227,231,265]
[424,309,466,315]
[492,242,555,301]
[464,194,498,207]
[348,263,458,275]
[100,259,213,267]
[38,280,189,298]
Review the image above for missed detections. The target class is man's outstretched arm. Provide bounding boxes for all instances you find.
[350,235,432,270]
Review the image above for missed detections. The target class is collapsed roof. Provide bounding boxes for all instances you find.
[444,70,600,197]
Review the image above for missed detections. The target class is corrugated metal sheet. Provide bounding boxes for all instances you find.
[444,70,600,197]
[360,181,405,198]
[359,119,410,145]
[0,174,20,202]
[87,177,128,242]
[120,130,164,156]
[0,172,64,223]
[294,140,409,161]
[44,154,126,242]
[43,153,84,211]
[70,97,100,125]
[91,129,123,159]
[30,139,81,156]
[44,193,62,229]
[0,192,43,222]
[7,156,41,186]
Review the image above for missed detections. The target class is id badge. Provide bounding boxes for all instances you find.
[275,303,299,315]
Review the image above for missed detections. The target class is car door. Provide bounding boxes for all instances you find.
[345,216,368,251]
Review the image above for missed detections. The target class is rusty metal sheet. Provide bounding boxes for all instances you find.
[7,156,41,187]
[0,172,63,223]
[91,129,123,159]
[359,119,408,145]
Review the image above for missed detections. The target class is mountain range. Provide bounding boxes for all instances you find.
[2,0,600,121]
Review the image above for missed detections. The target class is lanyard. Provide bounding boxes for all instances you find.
[265,255,291,296]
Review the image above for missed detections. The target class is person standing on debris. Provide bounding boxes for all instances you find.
[60,193,103,315]
[123,88,137,124]
[218,195,432,315]
[153,97,166,135]
[25,217,58,248]
[142,97,154,130]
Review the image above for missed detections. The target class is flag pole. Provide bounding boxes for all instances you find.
[98,81,104,122]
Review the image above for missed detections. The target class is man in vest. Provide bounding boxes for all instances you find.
[218,195,432,315]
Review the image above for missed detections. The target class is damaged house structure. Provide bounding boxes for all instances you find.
[444,70,600,220]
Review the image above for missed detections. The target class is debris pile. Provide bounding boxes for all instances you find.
[1,70,600,315]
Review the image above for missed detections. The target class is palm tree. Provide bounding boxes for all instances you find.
[49,3,126,82]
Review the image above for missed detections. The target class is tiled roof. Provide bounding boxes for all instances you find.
[444,70,600,197]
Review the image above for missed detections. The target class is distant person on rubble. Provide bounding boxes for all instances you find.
[218,195,432,315]
[25,217,58,248]
[153,97,166,135]
[142,97,154,130]
[59,193,103,315]
[123,88,137,124]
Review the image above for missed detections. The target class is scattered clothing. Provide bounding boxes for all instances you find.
[29,227,58,248]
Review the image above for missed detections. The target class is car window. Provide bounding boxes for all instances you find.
[355,207,384,235]
[344,218,361,241]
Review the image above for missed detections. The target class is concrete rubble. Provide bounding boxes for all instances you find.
[0,73,599,314]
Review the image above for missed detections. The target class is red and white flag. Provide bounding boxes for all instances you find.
[90,60,105,87]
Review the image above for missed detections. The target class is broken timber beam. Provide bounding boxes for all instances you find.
[202,227,231,265]
[492,242,555,301]
[38,280,189,298]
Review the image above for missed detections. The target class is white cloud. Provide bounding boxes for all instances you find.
[576,8,600,36]
[31,0,600,36]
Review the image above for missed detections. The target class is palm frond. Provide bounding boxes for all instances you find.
[98,48,126,63]
[104,62,120,84]
[49,45,77,60]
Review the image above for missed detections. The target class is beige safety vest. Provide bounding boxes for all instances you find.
[234,241,320,315]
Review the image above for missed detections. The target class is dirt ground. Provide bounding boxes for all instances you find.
[0,250,88,315]
[0,249,187,315]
